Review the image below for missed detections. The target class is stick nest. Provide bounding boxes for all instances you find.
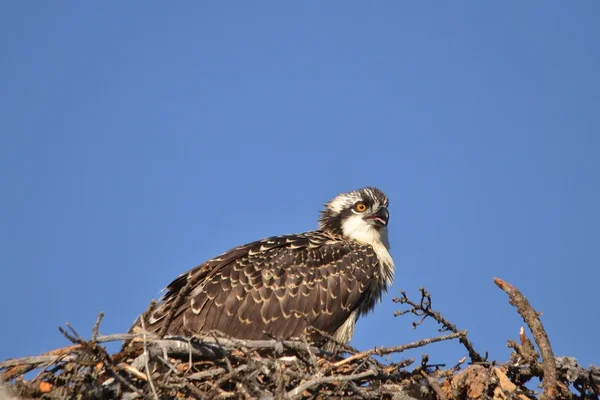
[1,278,598,400]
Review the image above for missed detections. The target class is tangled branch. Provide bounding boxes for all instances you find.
[393,286,485,363]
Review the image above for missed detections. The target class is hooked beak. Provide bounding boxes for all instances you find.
[363,207,389,227]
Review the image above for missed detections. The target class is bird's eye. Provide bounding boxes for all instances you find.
[354,202,367,212]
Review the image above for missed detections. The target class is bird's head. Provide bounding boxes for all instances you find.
[319,187,390,248]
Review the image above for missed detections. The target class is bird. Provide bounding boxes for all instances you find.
[131,187,395,347]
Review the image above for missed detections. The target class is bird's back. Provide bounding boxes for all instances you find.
[132,230,384,344]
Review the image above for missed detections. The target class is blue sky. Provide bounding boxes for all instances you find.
[1,2,599,370]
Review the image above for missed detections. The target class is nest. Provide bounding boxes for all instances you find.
[1,278,598,400]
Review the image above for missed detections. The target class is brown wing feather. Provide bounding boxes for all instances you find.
[134,231,380,343]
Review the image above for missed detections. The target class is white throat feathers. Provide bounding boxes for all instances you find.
[341,215,395,286]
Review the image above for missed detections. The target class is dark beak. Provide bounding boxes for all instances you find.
[364,207,389,226]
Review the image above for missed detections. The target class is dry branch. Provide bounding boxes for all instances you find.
[421,370,446,400]
[393,287,484,363]
[494,277,559,399]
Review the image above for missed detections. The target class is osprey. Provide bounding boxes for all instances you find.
[132,187,394,346]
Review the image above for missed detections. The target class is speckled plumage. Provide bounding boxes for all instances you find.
[132,187,394,346]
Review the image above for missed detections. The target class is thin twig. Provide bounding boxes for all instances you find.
[421,370,446,400]
[287,369,377,399]
[333,331,465,368]
[92,312,104,342]
[0,345,81,369]
[306,326,360,354]
[140,318,159,400]
[187,367,227,380]
[394,288,484,363]
[59,323,153,400]
[119,362,148,381]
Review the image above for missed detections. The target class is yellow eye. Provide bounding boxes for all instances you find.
[355,202,367,212]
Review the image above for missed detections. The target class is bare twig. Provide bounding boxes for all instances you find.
[333,331,465,368]
[140,318,159,400]
[287,369,377,399]
[306,326,360,354]
[0,345,80,369]
[58,323,153,400]
[494,277,559,400]
[187,367,227,380]
[119,362,148,381]
[394,287,484,363]
[92,312,104,342]
[420,370,446,400]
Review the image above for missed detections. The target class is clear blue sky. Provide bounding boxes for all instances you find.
[1,3,599,369]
